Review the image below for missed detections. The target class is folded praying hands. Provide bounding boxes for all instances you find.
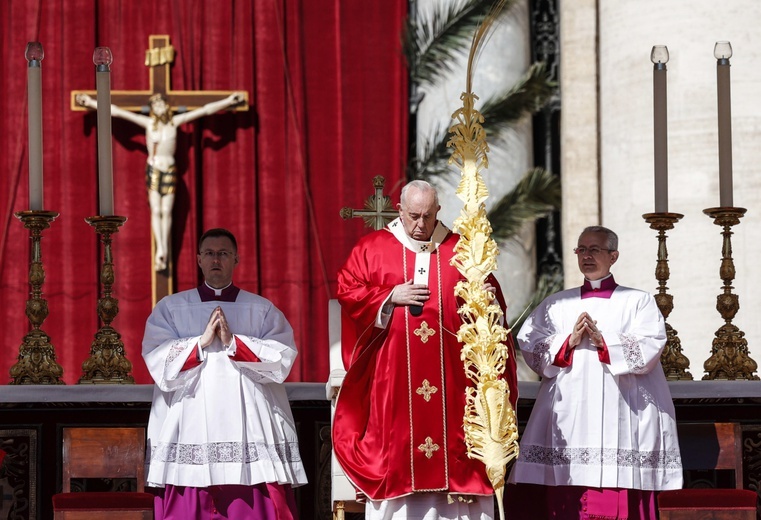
[569,312,603,349]
[200,306,233,349]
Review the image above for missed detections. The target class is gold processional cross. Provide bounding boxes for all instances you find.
[71,35,249,305]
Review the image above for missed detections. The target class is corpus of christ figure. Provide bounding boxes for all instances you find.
[76,91,244,272]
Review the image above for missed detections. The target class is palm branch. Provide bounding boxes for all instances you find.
[411,62,555,181]
[487,167,560,240]
[403,0,519,89]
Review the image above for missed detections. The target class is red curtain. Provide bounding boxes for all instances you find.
[0,0,408,384]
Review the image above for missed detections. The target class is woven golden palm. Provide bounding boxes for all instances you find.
[448,2,519,519]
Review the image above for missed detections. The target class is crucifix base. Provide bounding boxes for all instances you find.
[151,234,173,306]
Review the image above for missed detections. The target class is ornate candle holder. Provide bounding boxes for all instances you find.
[643,212,692,380]
[10,210,64,385]
[702,207,758,380]
[79,215,134,384]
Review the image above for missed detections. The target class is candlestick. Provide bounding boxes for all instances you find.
[80,215,134,384]
[715,41,733,208]
[651,45,669,213]
[26,42,44,211]
[642,212,691,380]
[702,207,757,380]
[10,210,64,384]
[94,47,114,216]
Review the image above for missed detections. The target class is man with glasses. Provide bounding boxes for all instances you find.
[142,228,307,519]
[506,225,682,519]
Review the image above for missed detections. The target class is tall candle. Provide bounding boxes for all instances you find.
[26,42,44,211]
[651,45,669,213]
[715,41,733,208]
[94,47,114,216]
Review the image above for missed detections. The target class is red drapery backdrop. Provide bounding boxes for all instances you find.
[0,0,408,384]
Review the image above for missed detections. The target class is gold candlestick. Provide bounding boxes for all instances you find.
[79,215,134,384]
[643,212,692,380]
[10,210,64,384]
[702,207,758,380]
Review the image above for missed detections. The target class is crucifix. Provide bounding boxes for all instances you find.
[71,35,249,305]
[339,175,399,231]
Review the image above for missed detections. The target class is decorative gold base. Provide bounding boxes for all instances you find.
[79,215,134,384]
[79,325,134,384]
[11,330,64,385]
[702,207,758,380]
[10,210,64,385]
[642,212,692,380]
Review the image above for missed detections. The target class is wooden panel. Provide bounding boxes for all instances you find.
[677,422,743,487]
[62,428,146,493]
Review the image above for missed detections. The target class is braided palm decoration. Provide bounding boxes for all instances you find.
[447,2,518,518]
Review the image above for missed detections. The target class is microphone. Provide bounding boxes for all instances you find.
[410,305,423,317]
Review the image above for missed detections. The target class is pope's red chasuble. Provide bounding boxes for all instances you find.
[333,220,518,501]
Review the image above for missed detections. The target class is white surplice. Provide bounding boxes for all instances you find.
[508,284,683,491]
[142,288,308,488]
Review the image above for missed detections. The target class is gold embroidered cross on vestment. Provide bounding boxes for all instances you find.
[418,436,440,459]
[414,321,436,343]
[416,379,438,402]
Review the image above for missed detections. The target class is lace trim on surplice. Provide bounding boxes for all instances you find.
[150,441,302,465]
[619,333,647,373]
[526,334,556,374]
[521,444,682,469]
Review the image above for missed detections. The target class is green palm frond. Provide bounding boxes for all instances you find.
[403,0,518,89]
[487,167,560,240]
[480,62,556,134]
[411,63,555,182]
[410,124,452,181]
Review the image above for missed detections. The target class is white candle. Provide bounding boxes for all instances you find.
[94,47,114,216]
[715,41,733,208]
[651,45,669,213]
[26,42,44,211]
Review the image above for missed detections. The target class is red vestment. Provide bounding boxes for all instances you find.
[333,224,518,501]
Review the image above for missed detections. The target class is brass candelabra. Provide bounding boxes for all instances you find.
[702,207,758,380]
[10,210,64,384]
[643,212,692,380]
[79,215,134,384]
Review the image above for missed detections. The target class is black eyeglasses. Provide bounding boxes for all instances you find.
[199,250,234,260]
[573,247,614,256]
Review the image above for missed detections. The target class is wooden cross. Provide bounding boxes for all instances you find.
[339,175,399,231]
[71,35,249,306]
[70,34,249,113]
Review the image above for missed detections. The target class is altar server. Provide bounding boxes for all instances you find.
[143,228,307,520]
[507,225,682,519]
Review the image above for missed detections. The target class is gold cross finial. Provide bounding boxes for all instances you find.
[417,437,440,459]
[414,321,436,343]
[416,379,438,402]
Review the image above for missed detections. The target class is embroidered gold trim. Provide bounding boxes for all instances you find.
[416,379,438,402]
[418,436,440,459]
[414,321,436,343]
[404,244,449,492]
